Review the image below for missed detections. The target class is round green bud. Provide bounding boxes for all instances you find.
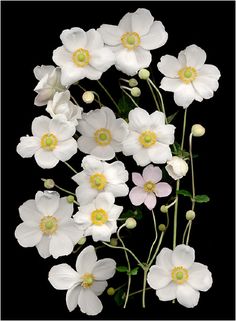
[186,210,195,221]
[78,237,87,245]
[160,205,168,213]
[131,87,141,97]
[107,287,115,296]
[138,69,150,80]
[110,238,118,246]
[129,78,138,87]
[158,224,166,232]
[44,179,55,189]
[67,195,75,204]
[125,217,137,229]
[82,91,95,104]
[191,124,205,137]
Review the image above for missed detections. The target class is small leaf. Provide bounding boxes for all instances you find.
[177,189,192,197]
[194,195,210,203]
[116,266,128,272]
[114,289,125,306]
[120,210,134,219]
[167,111,179,123]
[118,93,139,118]
[128,267,139,276]
[133,208,143,220]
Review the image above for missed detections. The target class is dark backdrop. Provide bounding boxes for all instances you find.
[1,1,235,320]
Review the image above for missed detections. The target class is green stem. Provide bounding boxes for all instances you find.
[147,210,158,264]
[181,109,187,150]
[182,221,191,244]
[147,78,166,118]
[166,211,170,229]
[148,231,165,268]
[73,200,79,206]
[70,94,79,105]
[92,91,102,107]
[115,283,127,292]
[97,80,121,113]
[41,179,76,196]
[142,268,148,308]
[173,180,180,249]
[64,161,78,174]
[186,221,192,245]
[147,80,161,111]
[121,88,139,108]
[129,287,151,297]
[189,133,196,210]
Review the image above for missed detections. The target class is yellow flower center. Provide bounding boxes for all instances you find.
[178,66,198,84]
[72,48,90,67]
[81,273,94,288]
[121,32,141,50]
[94,128,112,146]
[139,130,157,148]
[41,133,58,151]
[143,181,156,193]
[171,266,189,284]
[39,216,58,235]
[90,173,107,191]
[91,209,108,225]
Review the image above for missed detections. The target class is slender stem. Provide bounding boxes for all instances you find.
[119,78,129,84]
[92,91,102,108]
[70,94,79,105]
[63,161,78,174]
[186,221,192,245]
[147,80,161,111]
[166,198,177,209]
[142,268,148,308]
[73,245,82,253]
[97,80,121,113]
[182,221,190,244]
[41,179,76,196]
[147,78,166,118]
[129,287,151,297]
[189,133,196,210]
[181,109,187,150]
[173,180,180,249]
[166,211,170,229]
[121,88,139,108]
[115,283,127,292]
[74,200,79,206]
[147,210,158,264]
[148,231,165,268]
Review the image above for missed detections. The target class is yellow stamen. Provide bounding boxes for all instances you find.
[73,48,90,67]
[143,181,156,193]
[41,133,58,151]
[121,32,141,50]
[139,130,157,148]
[171,266,189,284]
[91,209,108,225]
[90,173,107,191]
[39,216,58,235]
[178,67,197,84]
[81,273,94,288]
[94,128,112,146]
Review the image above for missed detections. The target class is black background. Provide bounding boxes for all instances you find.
[1,1,235,320]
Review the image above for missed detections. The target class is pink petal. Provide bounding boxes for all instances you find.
[129,187,146,206]
[144,193,157,210]
[132,172,144,187]
[155,182,172,197]
[143,164,162,183]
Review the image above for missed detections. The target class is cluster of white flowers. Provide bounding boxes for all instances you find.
[15,7,219,317]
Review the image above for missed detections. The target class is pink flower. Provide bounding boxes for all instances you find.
[129,165,172,210]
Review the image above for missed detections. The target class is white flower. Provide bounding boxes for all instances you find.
[147,244,213,308]
[46,90,83,126]
[15,191,83,259]
[16,115,77,169]
[53,27,115,86]
[72,155,129,205]
[165,156,189,180]
[48,245,116,315]
[77,107,129,160]
[98,8,168,76]
[157,44,221,108]
[33,65,66,106]
[73,192,123,242]
[122,107,175,166]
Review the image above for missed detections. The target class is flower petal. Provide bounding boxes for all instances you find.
[115,48,139,76]
[89,48,115,72]
[60,27,87,52]
[157,124,175,145]
[160,77,183,92]
[144,193,156,210]
[155,182,172,198]
[76,245,97,274]
[174,84,196,108]
[49,115,76,141]
[129,186,146,206]
[35,191,60,215]
[66,284,81,312]
[131,8,154,36]
[147,265,171,290]
[110,119,129,142]
[53,139,77,162]
[95,192,115,212]
[59,220,84,245]
[188,263,213,291]
[105,184,129,198]
[78,288,103,315]
[192,78,214,99]
[84,65,102,80]
[76,185,98,206]
[77,119,95,137]
[98,24,122,46]
[157,55,181,78]
[36,235,50,258]
[15,223,42,247]
[104,161,128,184]
[118,12,132,32]
[156,282,177,301]
[49,232,74,258]
[92,258,116,280]
[61,62,85,86]
[132,172,145,186]
[85,29,103,50]
[48,263,79,290]
[16,136,40,158]
[176,283,200,308]
[149,110,165,128]
[134,47,152,70]
[32,116,50,138]
[148,143,172,164]
[33,65,55,81]
[82,155,104,174]
[198,64,221,79]
[133,149,151,167]
[90,225,111,242]
[143,164,162,183]
[84,108,106,129]
[129,107,150,132]
[19,199,42,224]
[77,136,97,155]
[184,44,206,69]
[91,280,108,296]
[141,21,168,50]
[53,197,73,222]
[156,248,173,271]
[90,145,115,161]
[53,46,72,67]
[107,205,123,221]
[34,149,59,169]
[172,244,195,269]
[122,131,141,156]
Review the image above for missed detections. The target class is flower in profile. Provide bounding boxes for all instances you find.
[77,107,129,160]
[15,191,83,259]
[129,164,172,210]
[48,245,116,315]
[53,27,115,86]
[72,155,129,205]
[98,8,168,76]
[73,192,123,242]
[165,156,189,180]
[157,44,221,108]
[147,244,213,308]
[122,107,175,166]
[33,65,66,106]
[16,115,77,169]
[46,90,83,126]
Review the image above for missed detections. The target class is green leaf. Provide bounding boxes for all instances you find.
[128,267,139,276]
[133,208,143,220]
[116,266,128,273]
[194,195,210,203]
[118,93,139,118]
[177,189,192,197]
[120,208,143,221]
[120,210,134,219]
[114,289,126,306]
[167,111,179,123]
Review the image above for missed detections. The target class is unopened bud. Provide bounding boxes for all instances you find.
[78,237,86,245]
[107,287,115,296]
[160,205,168,213]
[129,78,138,87]
[125,217,137,229]
[44,179,55,189]
[138,69,150,80]
[110,238,118,246]
[131,87,141,97]
[158,224,166,232]
[67,195,75,203]
[186,210,195,221]
[191,124,205,137]
[82,91,95,104]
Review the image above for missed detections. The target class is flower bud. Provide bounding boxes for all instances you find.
[67,195,75,203]
[107,287,115,296]
[191,124,205,137]
[131,87,141,97]
[125,217,137,229]
[158,224,166,232]
[186,210,195,221]
[160,205,168,213]
[78,237,87,245]
[129,78,138,87]
[44,179,55,189]
[110,238,118,246]
[165,156,188,180]
[82,91,94,104]
[138,68,150,80]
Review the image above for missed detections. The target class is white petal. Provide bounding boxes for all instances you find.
[149,110,165,128]
[15,223,42,247]
[77,119,95,137]
[66,284,81,312]
[89,48,115,72]
[95,192,114,211]
[49,232,74,258]
[156,248,173,271]
[34,65,55,81]
[156,282,177,301]
[49,115,76,141]
[157,124,175,145]
[147,265,171,290]
[60,27,87,52]
[115,48,139,76]
[34,149,59,169]
[19,199,41,224]
[107,205,123,220]
[76,245,97,274]
[157,55,181,78]
[98,24,122,46]
[82,155,104,174]
[35,191,60,215]
[61,62,85,86]
[134,47,152,70]
[141,21,168,50]
[176,283,200,308]
[131,8,154,36]
[122,131,141,156]
[172,244,195,269]
[77,136,97,155]
[198,64,221,79]
[129,186,147,206]
[85,108,106,128]
[104,161,128,184]
[84,65,102,80]
[184,44,206,69]
[143,164,162,183]
[36,235,50,258]
[111,119,129,142]
[90,145,115,161]
[48,263,79,290]
[192,78,214,99]
[178,50,187,67]
[144,193,156,210]
[53,46,72,67]
[59,220,84,245]
[188,264,212,291]
[160,77,183,92]
[174,84,196,108]
[105,183,129,197]
[32,116,50,138]
[53,139,77,161]
[91,225,111,242]
[76,185,98,206]
[85,29,104,50]
[148,143,172,164]
[52,197,73,222]
[92,258,116,280]
[132,172,144,187]
[129,107,150,132]
[133,149,151,167]
[155,182,172,198]
[102,107,117,130]
[119,12,132,32]
[91,280,108,296]
[16,136,40,158]
[78,288,103,315]
[72,171,88,185]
